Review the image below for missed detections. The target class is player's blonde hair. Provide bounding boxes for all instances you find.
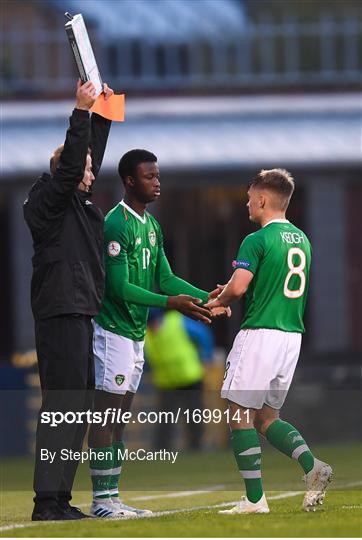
[249,168,295,210]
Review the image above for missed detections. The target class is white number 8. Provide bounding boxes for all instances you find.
[283,247,306,299]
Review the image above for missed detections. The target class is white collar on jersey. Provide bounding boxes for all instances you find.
[263,219,290,228]
[119,199,147,224]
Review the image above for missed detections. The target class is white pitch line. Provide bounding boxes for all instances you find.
[129,484,226,501]
[334,481,362,489]
[1,480,361,533]
[0,491,296,533]
[138,490,305,518]
[75,479,362,508]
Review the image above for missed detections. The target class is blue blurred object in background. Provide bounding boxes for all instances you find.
[0,364,29,456]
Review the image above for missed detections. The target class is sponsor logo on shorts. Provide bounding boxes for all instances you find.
[108,241,121,257]
[232,260,250,269]
[115,374,125,386]
[148,231,156,247]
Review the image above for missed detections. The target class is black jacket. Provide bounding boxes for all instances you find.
[24,109,111,320]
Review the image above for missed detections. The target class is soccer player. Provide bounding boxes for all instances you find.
[88,149,227,518]
[206,169,332,514]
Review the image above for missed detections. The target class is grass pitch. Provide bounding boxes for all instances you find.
[0,444,361,537]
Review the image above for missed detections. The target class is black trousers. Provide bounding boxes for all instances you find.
[33,314,94,507]
[155,380,204,450]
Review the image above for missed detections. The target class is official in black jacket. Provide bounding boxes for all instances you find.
[24,80,113,521]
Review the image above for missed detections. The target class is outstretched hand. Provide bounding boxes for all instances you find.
[205,297,231,318]
[75,79,97,111]
[167,295,212,324]
[102,82,114,100]
[210,306,232,318]
[207,284,231,317]
[209,283,226,300]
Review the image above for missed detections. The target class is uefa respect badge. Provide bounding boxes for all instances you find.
[232,259,251,269]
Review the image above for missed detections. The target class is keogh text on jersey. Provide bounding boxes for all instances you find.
[280,232,305,244]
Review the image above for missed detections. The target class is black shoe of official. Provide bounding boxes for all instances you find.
[31,503,79,521]
[60,503,89,519]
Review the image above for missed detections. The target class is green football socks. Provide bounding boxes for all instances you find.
[231,428,264,503]
[109,441,125,500]
[89,446,114,501]
[266,419,315,474]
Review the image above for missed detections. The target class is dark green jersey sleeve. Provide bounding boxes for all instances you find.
[105,219,168,308]
[233,232,264,274]
[155,231,209,303]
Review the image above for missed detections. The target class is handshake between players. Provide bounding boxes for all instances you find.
[167,285,230,324]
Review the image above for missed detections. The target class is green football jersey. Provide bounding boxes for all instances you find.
[234,220,312,333]
[95,200,209,341]
[95,201,164,341]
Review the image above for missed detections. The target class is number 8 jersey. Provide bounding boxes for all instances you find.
[233,219,311,333]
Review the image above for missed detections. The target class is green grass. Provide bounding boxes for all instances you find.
[1,444,361,537]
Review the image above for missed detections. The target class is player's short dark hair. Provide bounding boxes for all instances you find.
[249,168,295,209]
[118,149,157,182]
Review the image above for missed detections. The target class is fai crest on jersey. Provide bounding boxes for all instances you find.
[148,230,156,247]
[108,241,121,257]
[115,374,125,386]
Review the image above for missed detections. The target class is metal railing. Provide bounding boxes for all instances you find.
[1,13,361,96]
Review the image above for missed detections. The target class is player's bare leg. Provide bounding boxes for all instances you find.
[255,404,332,512]
[88,390,135,518]
[219,401,269,515]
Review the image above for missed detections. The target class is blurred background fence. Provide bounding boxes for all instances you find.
[1,0,362,96]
